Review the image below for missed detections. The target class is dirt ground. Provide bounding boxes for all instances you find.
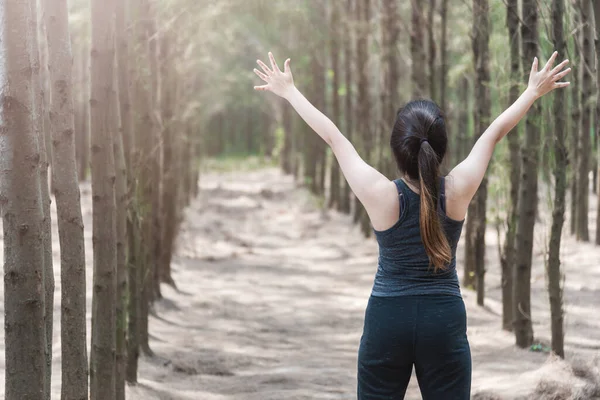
[0,167,599,399]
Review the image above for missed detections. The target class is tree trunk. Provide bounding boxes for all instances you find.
[570,2,581,235]
[593,1,600,244]
[356,0,372,236]
[191,124,202,198]
[305,56,320,194]
[576,0,593,242]
[281,102,293,175]
[463,74,476,290]
[411,0,427,98]
[457,75,470,164]
[111,6,129,393]
[126,211,140,383]
[89,0,118,396]
[116,0,141,384]
[380,0,400,180]
[111,65,128,400]
[439,0,451,173]
[428,0,437,102]
[514,0,539,348]
[0,1,48,398]
[146,4,163,302]
[159,32,178,288]
[32,6,54,397]
[329,0,341,209]
[463,70,476,290]
[315,49,327,197]
[132,0,157,356]
[547,0,566,359]
[500,0,521,332]
[440,0,448,112]
[78,39,90,181]
[340,0,354,214]
[43,0,89,397]
[73,38,85,180]
[471,0,491,307]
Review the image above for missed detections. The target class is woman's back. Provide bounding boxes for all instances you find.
[372,177,464,297]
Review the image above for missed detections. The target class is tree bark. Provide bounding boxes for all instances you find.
[570,1,581,235]
[440,0,448,112]
[457,75,470,165]
[315,48,327,197]
[43,0,89,397]
[111,65,128,400]
[78,39,90,181]
[547,0,566,359]
[428,0,437,102]
[304,56,320,194]
[514,0,539,348]
[115,0,141,383]
[355,0,372,236]
[281,102,294,175]
[593,1,600,244]
[32,6,54,397]
[0,1,48,398]
[126,211,140,383]
[159,31,178,288]
[329,0,341,209]
[380,0,400,180]
[89,0,118,396]
[132,0,157,356]
[471,0,491,307]
[576,0,593,242]
[113,2,130,392]
[147,2,163,302]
[340,0,354,214]
[411,0,427,98]
[500,0,521,332]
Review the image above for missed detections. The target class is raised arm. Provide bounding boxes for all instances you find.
[447,51,571,217]
[254,52,398,230]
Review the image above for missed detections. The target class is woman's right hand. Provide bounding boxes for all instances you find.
[253,52,295,99]
[527,51,571,99]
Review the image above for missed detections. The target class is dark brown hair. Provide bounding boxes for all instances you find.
[390,100,451,271]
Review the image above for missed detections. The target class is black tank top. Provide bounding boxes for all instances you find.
[371,177,465,297]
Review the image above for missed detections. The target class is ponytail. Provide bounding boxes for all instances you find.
[418,140,451,272]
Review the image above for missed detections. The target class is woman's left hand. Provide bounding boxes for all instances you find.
[254,52,295,99]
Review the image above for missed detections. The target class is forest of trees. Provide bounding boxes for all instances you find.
[1,0,201,398]
[0,0,597,398]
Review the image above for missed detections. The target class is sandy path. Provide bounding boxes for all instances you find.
[127,168,599,399]
[0,167,598,399]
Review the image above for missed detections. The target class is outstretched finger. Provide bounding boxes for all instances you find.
[553,68,572,81]
[543,51,558,71]
[257,59,273,75]
[254,68,269,82]
[269,52,281,73]
[550,59,569,75]
[554,81,570,88]
[530,57,539,75]
[284,58,291,74]
[254,84,270,91]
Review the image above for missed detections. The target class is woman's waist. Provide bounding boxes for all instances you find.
[376,258,459,276]
[371,265,460,296]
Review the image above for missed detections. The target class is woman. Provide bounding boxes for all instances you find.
[254,51,570,399]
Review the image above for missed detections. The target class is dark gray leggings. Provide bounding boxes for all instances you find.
[357,295,471,399]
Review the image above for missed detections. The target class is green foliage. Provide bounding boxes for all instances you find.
[65,0,589,199]
[272,125,285,159]
[202,154,276,173]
